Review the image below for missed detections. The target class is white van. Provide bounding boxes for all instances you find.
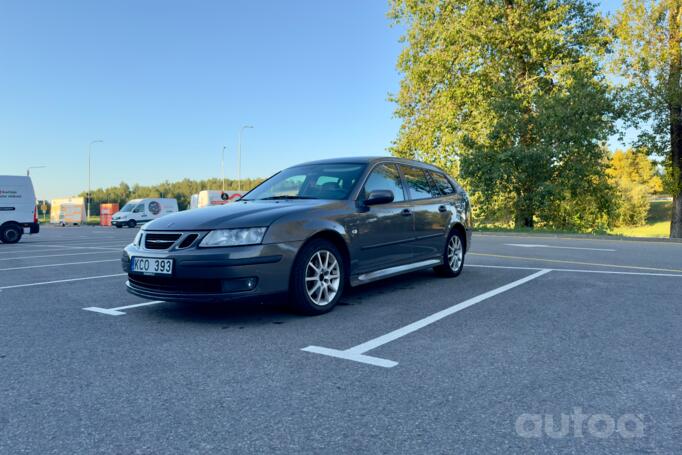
[111,198,178,228]
[0,175,39,243]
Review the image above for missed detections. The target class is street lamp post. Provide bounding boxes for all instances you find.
[221,146,227,193]
[27,166,46,177]
[87,140,103,221]
[237,125,254,193]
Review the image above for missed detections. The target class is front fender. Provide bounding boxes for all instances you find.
[263,213,351,246]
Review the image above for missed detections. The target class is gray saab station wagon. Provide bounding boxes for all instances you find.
[123,157,472,314]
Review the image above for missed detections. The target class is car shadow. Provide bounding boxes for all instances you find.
[149,269,442,326]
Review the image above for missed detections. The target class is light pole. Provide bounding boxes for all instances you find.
[221,146,227,193]
[87,140,103,221]
[27,166,46,177]
[237,125,254,193]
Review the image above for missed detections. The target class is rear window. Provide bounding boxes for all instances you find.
[400,165,433,200]
[429,172,457,196]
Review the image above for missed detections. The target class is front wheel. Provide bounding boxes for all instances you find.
[434,229,465,277]
[289,239,345,315]
[0,224,23,244]
[127,219,137,228]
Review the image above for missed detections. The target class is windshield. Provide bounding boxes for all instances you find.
[119,202,137,212]
[243,164,366,201]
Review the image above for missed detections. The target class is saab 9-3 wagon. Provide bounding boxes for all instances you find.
[123,157,472,314]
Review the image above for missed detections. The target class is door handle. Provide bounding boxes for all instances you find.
[438,205,447,213]
[401,208,412,216]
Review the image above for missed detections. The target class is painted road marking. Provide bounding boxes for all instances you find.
[0,243,124,253]
[0,259,119,272]
[0,273,126,290]
[42,240,128,245]
[302,269,552,368]
[0,251,118,262]
[469,253,682,273]
[476,232,682,247]
[36,245,123,251]
[83,301,165,316]
[467,264,682,277]
[505,243,616,252]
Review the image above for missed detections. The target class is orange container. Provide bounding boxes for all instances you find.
[100,203,120,226]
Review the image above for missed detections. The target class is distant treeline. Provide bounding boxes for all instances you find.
[76,177,265,215]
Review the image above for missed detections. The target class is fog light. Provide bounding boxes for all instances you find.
[221,277,258,293]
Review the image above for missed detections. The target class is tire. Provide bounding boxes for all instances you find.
[114,224,122,229]
[0,224,23,244]
[127,219,137,228]
[434,229,465,277]
[289,238,346,315]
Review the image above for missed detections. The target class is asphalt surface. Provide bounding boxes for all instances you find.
[1,226,681,454]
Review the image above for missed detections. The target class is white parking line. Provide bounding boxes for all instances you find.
[467,264,682,277]
[504,243,616,252]
[0,273,126,290]
[46,240,128,245]
[0,245,119,253]
[83,301,165,316]
[302,269,552,368]
[0,251,118,261]
[0,259,120,272]
[23,244,122,251]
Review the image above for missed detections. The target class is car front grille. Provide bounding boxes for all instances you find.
[178,233,199,249]
[144,233,182,250]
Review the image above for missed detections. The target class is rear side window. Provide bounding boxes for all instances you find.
[429,172,457,196]
[400,166,433,200]
[362,164,405,202]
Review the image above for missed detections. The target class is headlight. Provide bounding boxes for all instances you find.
[199,227,267,247]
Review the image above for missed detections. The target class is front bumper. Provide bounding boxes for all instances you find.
[122,240,303,302]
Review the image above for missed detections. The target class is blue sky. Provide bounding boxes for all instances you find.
[1,1,624,200]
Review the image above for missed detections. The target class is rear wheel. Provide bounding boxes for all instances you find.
[0,224,23,244]
[289,239,345,315]
[434,229,465,277]
[127,219,137,228]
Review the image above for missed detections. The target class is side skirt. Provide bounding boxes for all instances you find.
[350,258,442,287]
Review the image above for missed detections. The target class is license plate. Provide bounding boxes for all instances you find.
[130,257,173,275]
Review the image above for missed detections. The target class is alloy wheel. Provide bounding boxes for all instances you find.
[305,250,341,306]
[448,235,463,272]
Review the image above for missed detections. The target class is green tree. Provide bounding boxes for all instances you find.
[612,0,682,237]
[606,149,661,226]
[389,0,617,230]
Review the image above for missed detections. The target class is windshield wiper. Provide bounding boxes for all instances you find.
[260,195,318,200]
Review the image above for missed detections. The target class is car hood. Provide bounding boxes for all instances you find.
[142,199,334,231]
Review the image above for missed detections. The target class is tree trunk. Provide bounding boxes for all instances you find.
[514,193,534,228]
[668,106,682,237]
[668,2,682,238]
[672,195,682,238]
[514,214,534,229]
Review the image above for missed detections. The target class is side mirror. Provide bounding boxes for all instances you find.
[364,190,394,206]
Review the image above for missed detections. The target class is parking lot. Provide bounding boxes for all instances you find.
[1,226,681,454]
